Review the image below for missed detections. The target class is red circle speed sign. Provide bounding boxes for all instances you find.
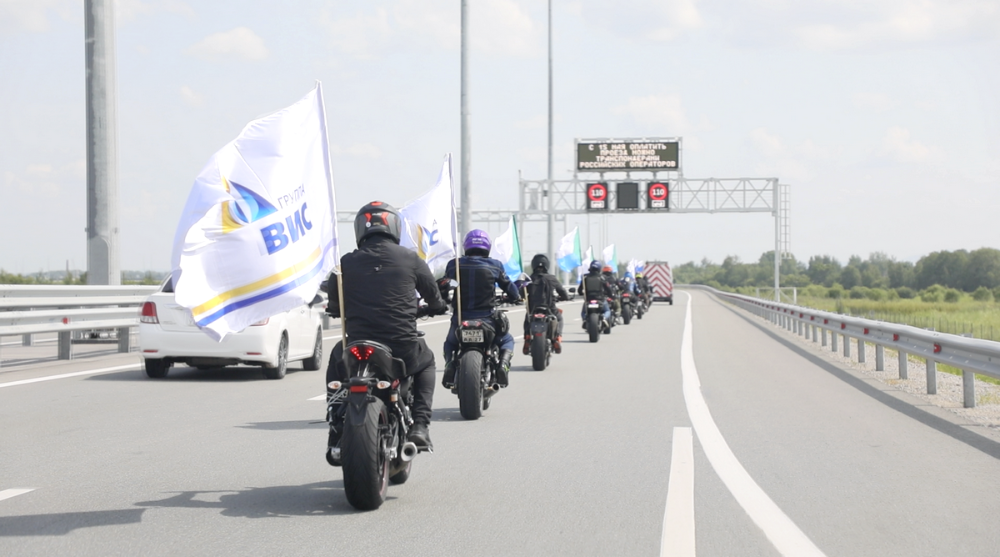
[648,182,668,200]
[587,183,608,201]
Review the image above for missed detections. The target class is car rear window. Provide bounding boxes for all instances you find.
[161,277,174,293]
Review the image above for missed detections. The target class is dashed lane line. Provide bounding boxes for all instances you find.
[0,488,36,502]
[661,427,695,556]
[680,292,826,557]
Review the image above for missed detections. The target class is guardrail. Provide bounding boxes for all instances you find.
[690,285,1000,409]
[0,285,158,365]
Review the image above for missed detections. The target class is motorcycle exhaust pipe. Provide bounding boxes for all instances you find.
[484,384,500,399]
[400,441,418,462]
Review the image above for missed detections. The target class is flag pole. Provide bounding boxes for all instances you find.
[316,81,347,353]
[448,154,463,326]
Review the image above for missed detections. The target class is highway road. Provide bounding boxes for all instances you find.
[3,289,1000,556]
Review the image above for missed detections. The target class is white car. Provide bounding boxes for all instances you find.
[138,278,325,380]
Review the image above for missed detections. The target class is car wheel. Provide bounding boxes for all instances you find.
[302,329,323,371]
[263,334,288,380]
[145,359,170,379]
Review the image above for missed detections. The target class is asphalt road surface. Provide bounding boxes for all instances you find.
[3,289,1000,556]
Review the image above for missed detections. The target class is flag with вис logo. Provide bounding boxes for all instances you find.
[170,84,340,341]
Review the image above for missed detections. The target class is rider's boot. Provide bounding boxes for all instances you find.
[407,423,433,451]
[496,349,513,387]
[522,334,531,355]
[553,336,562,354]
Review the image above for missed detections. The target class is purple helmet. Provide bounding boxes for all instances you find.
[463,229,491,255]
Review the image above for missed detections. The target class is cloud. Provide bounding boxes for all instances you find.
[567,0,702,42]
[320,0,540,58]
[612,94,692,133]
[717,0,1000,50]
[750,128,785,157]
[4,160,84,199]
[185,27,269,62]
[0,0,73,34]
[878,126,934,163]
[179,85,204,107]
[115,0,194,24]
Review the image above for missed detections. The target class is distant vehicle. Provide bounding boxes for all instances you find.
[645,262,674,305]
[137,278,325,379]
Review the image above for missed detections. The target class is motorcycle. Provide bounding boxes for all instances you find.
[327,340,422,511]
[585,298,606,343]
[450,308,508,420]
[528,305,558,370]
[620,290,634,325]
[605,295,619,334]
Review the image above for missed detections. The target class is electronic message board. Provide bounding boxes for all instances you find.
[577,140,679,172]
[617,182,639,210]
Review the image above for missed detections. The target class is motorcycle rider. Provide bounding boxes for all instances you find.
[522,254,569,355]
[601,265,621,318]
[324,201,448,457]
[441,229,521,389]
[579,260,614,327]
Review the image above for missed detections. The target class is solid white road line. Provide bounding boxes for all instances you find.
[661,427,696,557]
[0,488,35,502]
[0,364,139,390]
[308,394,325,401]
[681,292,826,557]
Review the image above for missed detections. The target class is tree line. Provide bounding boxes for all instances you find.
[674,248,1000,299]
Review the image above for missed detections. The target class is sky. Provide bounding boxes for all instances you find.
[1,0,998,274]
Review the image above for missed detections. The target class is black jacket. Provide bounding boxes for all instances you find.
[325,235,447,350]
[580,271,614,301]
[527,271,569,311]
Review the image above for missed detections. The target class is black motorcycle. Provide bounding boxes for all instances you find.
[620,290,634,325]
[327,340,421,511]
[450,309,508,420]
[585,298,606,343]
[528,305,558,371]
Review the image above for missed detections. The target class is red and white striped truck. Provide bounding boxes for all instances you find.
[644,262,673,305]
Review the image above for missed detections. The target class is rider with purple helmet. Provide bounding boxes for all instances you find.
[441,229,521,389]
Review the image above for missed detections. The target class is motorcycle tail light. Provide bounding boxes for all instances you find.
[349,385,369,393]
[376,381,391,390]
[140,302,159,324]
[328,381,342,390]
[534,313,546,318]
[349,345,375,360]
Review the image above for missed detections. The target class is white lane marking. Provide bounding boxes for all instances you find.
[681,292,825,557]
[308,394,325,401]
[661,427,695,557]
[0,364,139,390]
[0,488,35,502]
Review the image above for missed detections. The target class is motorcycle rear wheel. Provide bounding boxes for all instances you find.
[531,335,547,371]
[458,351,483,420]
[341,398,390,510]
[622,306,632,325]
[587,313,600,343]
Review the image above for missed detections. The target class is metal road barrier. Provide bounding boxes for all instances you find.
[688,285,1000,409]
[0,285,158,366]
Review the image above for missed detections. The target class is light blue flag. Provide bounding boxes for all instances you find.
[556,227,582,272]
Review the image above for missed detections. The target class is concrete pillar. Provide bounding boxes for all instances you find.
[858,339,866,363]
[875,344,884,371]
[926,359,937,395]
[117,326,130,353]
[843,334,851,357]
[898,350,908,379]
[963,370,976,408]
[831,331,838,352]
[58,331,72,360]
[22,334,33,346]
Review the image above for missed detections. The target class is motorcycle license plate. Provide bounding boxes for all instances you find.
[588,302,599,308]
[461,329,484,343]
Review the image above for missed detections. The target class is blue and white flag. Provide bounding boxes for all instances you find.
[171,84,339,341]
[556,227,582,272]
[602,243,618,272]
[399,155,458,278]
[577,246,594,282]
[491,215,523,280]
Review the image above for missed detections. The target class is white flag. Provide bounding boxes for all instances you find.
[170,84,339,341]
[602,244,617,271]
[399,155,458,277]
[491,215,523,280]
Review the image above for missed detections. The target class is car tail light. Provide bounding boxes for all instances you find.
[350,345,375,361]
[140,302,159,324]
[251,318,269,326]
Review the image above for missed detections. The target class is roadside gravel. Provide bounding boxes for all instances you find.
[750,309,1000,430]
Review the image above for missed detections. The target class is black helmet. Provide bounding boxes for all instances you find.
[531,254,549,273]
[354,201,402,245]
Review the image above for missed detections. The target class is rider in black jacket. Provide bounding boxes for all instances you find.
[523,254,569,355]
[579,260,614,326]
[324,201,448,457]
